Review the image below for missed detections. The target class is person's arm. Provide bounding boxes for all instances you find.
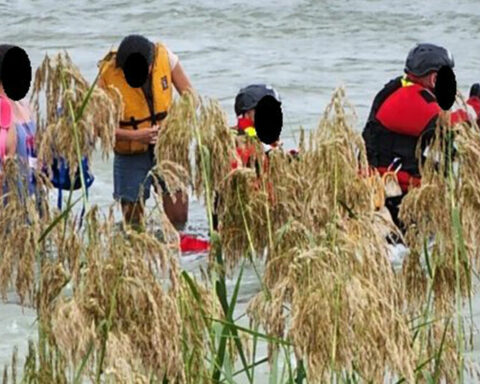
[116,126,159,144]
[0,125,15,186]
[6,123,16,157]
[171,61,193,95]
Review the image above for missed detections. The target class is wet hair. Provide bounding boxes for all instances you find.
[0,44,32,100]
[116,34,154,69]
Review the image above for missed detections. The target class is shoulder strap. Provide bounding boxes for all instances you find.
[0,96,12,128]
[0,128,8,162]
[98,49,117,70]
[119,111,167,128]
[368,76,403,123]
[0,96,12,162]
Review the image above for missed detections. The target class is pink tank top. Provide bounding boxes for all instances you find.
[0,96,12,161]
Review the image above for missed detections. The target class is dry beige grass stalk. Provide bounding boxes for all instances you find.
[32,52,120,182]
[245,89,417,382]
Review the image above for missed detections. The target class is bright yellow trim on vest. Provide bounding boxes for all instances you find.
[244,126,257,137]
[99,43,172,154]
[401,75,414,87]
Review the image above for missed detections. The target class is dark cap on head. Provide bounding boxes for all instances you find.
[0,44,32,101]
[404,43,454,77]
[234,84,281,116]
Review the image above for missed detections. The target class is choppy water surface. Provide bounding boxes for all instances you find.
[1,0,480,380]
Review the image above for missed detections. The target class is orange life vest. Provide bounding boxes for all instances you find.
[98,43,173,155]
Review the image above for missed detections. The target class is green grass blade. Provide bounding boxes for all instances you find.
[212,324,230,383]
[221,357,268,382]
[269,348,279,384]
[394,356,435,384]
[226,263,253,383]
[75,72,100,122]
[74,340,94,384]
[424,238,432,279]
[295,358,306,384]
[209,318,291,346]
[38,197,82,243]
[433,318,450,382]
[227,262,244,319]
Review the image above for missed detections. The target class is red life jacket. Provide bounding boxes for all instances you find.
[363,76,480,193]
[231,117,258,169]
[237,117,254,132]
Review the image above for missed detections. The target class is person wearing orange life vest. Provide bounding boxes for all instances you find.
[98,34,193,229]
[362,43,480,228]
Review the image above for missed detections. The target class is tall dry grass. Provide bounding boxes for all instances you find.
[1,53,479,384]
[32,52,121,183]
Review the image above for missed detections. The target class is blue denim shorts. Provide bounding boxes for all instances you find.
[113,147,167,203]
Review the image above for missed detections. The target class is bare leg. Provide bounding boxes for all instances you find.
[162,190,188,230]
[121,200,145,230]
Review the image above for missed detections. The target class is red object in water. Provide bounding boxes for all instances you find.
[180,233,210,253]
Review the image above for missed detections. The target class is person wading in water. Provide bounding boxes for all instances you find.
[362,43,480,230]
[98,34,194,230]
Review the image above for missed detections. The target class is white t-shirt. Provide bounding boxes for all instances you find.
[165,47,179,70]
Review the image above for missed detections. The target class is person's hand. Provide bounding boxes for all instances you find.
[134,126,159,144]
[149,125,159,145]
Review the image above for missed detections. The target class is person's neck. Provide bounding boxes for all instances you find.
[405,74,433,92]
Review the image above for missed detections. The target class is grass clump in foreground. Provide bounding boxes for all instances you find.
[1,55,480,383]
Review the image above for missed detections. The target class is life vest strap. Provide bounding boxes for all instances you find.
[0,96,12,162]
[0,128,8,162]
[119,111,167,130]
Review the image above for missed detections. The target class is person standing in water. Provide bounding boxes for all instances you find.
[211,84,288,230]
[232,84,285,169]
[0,44,35,194]
[362,43,480,228]
[98,34,194,229]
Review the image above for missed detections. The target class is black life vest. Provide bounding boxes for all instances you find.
[362,76,441,177]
